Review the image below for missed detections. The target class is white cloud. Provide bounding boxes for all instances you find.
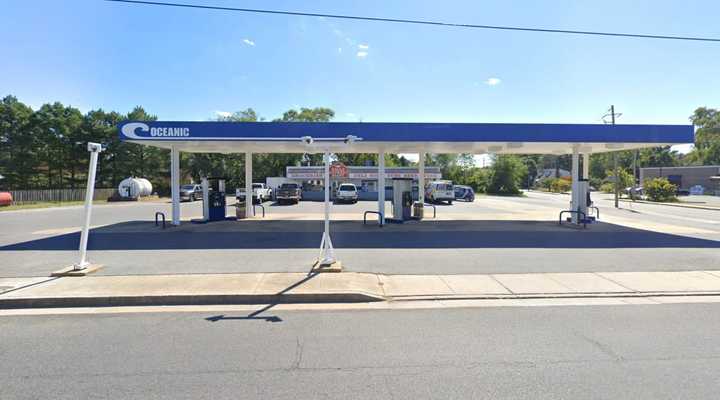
[215,111,232,118]
[356,51,368,58]
[337,47,343,53]
[485,77,501,86]
[358,43,369,50]
[242,38,255,46]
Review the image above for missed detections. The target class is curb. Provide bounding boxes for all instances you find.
[6,290,720,309]
[0,292,386,309]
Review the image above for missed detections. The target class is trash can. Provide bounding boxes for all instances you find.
[412,202,424,219]
[234,202,247,219]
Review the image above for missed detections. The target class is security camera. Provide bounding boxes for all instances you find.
[300,136,314,145]
[344,135,359,144]
[87,142,105,152]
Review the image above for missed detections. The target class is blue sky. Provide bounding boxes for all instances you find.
[2,0,719,148]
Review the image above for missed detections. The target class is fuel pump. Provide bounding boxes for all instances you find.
[207,177,227,221]
[391,178,413,221]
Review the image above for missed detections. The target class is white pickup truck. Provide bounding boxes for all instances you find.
[236,183,273,203]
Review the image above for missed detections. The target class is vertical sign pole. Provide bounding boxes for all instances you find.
[317,150,336,266]
[75,143,103,270]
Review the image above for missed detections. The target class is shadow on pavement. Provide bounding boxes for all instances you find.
[2,219,719,251]
[204,272,320,323]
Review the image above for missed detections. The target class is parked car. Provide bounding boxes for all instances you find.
[180,184,203,202]
[624,186,644,197]
[335,183,358,204]
[0,174,10,206]
[236,183,272,204]
[426,181,454,204]
[454,185,475,202]
[276,182,302,204]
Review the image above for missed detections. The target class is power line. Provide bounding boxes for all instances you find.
[105,0,720,43]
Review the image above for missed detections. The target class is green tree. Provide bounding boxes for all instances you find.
[606,168,634,190]
[486,155,527,195]
[30,102,84,188]
[687,107,720,165]
[0,96,37,188]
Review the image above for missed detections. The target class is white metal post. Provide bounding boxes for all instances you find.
[582,153,590,181]
[318,150,336,265]
[571,146,580,224]
[245,151,253,218]
[201,177,209,221]
[75,142,103,270]
[170,146,181,226]
[418,152,425,204]
[378,151,386,226]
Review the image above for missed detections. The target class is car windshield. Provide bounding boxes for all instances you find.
[280,183,298,189]
[181,185,194,190]
[436,184,452,191]
[339,185,355,191]
[252,184,263,189]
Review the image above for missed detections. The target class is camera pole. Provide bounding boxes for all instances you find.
[75,142,104,270]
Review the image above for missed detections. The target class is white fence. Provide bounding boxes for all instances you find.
[9,188,117,205]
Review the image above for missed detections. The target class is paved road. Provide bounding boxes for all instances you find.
[2,303,720,399]
[1,194,718,277]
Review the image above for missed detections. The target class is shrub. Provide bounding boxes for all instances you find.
[539,178,554,191]
[644,177,677,202]
[549,178,572,193]
[599,182,615,193]
[486,155,527,195]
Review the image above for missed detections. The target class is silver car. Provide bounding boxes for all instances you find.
[180,184,203,202]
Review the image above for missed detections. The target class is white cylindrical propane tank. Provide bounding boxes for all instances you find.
[118,177,153,199]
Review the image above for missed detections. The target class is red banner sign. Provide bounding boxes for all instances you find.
[329,162,349,178]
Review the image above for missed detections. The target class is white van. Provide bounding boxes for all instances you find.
[426,181,454,204]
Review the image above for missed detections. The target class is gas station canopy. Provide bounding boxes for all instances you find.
[119,121,694,154]
[113,119,695,270]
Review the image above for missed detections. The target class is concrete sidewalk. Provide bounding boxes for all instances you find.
[4,270,720,309]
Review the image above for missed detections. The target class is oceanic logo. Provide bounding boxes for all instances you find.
[121,122,190,139]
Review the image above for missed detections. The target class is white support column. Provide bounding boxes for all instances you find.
[201,177,209,222]
[245,151,253,219]
[582,153,590,181]
[571,146,580,224]
[171,146,181,226]
[75,142,103,270]
[378,151,386,226]
[418,152,425,204]
[318,150,336,266]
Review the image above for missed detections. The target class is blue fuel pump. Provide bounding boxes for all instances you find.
[207,177,227,221]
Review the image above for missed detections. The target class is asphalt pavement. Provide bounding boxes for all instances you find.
[2,302,720,399]
[1,193,719,277]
